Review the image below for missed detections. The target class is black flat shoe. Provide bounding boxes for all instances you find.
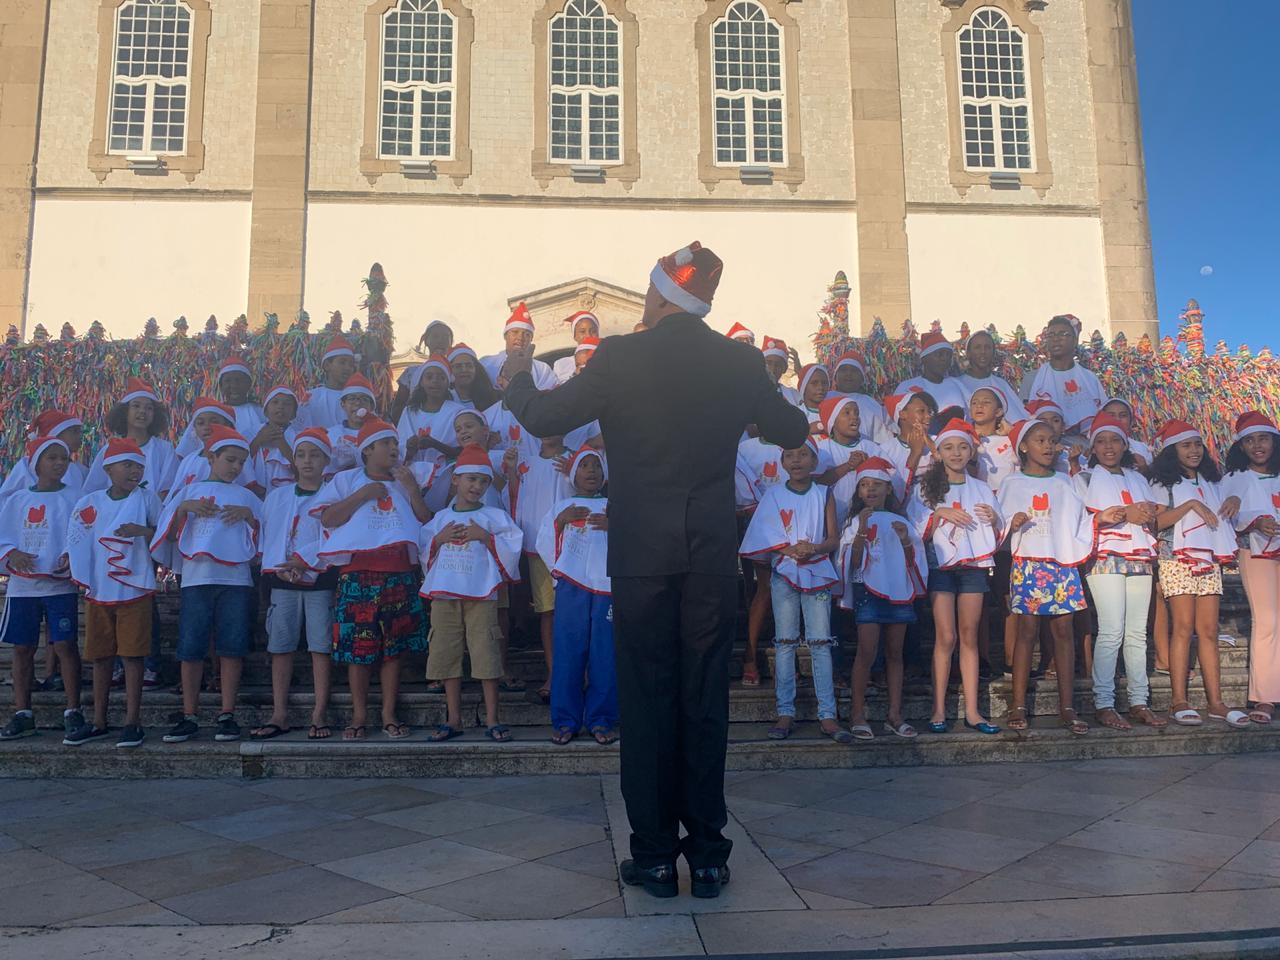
[691,864,731,899]
[620,859,678,899]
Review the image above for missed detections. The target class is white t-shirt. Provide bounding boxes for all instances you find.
[1021,362,1106,432]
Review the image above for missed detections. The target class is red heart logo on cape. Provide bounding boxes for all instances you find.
[79,506,97,525]
[779,508,794,530]
[509,426,521,442]
[1065,380,1079,394]
[376,495,393,512]
[1032,493,1049,512]
[26,505,45,524]
[1121,490,1134,505]
[763,462,778,478]
[418,427,432,438]
[1272,492,1280,509]
[865,523,878,543]
[951,501,962,511]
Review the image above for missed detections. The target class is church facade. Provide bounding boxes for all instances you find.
[0,0,1157,361]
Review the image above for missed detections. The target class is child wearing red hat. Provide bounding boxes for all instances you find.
[447,343,500,413]
[794,364,830,432]
[762,337,800,406]
[326,375,379,476]
[216,355,266,440]
[169,398,254,498]
[0,436,85,742]
[481,303,558,391]
[84,379,178,501]
[894,332,967,415]
[302,336,357,430]
[813,395,889,531]
[66,438,161,747]
[250,385,303,494]
[882,391,937,498]
[828,351,896,448]
[0,411,87,502]
[735,429,787,686]
[397,355,464,469]
[553,311,601,385]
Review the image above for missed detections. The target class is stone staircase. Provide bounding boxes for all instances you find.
[1,572,1275,779]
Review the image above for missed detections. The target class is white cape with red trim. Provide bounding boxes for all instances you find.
[837,509,927,606]
[1162,477,1238,574]
[1223,469,1280,558]
[252,426,299,493]
[165,451,253,504]
[536,495,611,595]
[740,483,837,592]
[512,454,574,554]
[815,435,888,530]
[975,434,1019,493]
[997,472,1094,567]
[66,487,160,603]
[910,478,1001,569]
[734,437,785,510]
[397,401,465,467]
[1083,467,1157,560]
[0,485,79,584]
[260,483,329,584]
[418,505,522,600]
[150,480,261,572]
[310,468,422,568]
[324,423,363,477]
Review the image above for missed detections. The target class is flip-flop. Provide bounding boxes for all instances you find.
[250,724,291,740]
[1006,707,1029,731]
[431,724,464,742]
[342,725,366,741]
[1208,710,1251,729]
[486,724,512,742]
[1061,710,1089,736]
[383,722,411,739]
[1171,708,1203,726]
[550,727,576,745]
[1249,705,1274,725]
[884,721,918,739]
[767,723,793,740]
[1128,706,1167,728]
[1095,708,1131,731]
[307,724,332,740]
[741,669,761,688]
[849,723,874,741]
[821,724,854,745]
[590,726,619,745]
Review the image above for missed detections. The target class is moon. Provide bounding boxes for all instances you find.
[1200,265,1214,276]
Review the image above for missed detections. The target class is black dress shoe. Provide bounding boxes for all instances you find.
[691,864,731,899]
[619,859,678,899]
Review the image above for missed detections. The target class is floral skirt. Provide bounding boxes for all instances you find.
[1009,559,1087,616]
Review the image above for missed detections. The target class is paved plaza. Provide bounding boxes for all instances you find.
[4,753,1280,958]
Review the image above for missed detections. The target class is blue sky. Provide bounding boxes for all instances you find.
[1132,2,1277,347]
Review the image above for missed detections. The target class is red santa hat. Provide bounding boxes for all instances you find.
[25,436,69,467]
[650,241,723,318]
[447,343,477,364]
[204,425,249,455]
[761,336,788,360]
[27,410,82,441]
[918,330,953,359]
[1048,313,1082,336]
[854,456,895,486]
[356,417,398,452]
[725,322,755,344]
[818,395,856,434]
[831,351,866,377]
[190,397,236,425]
[935,418,978,449]
[564,310,600,331]
[1008,418,1054,452]
[567,445,608,483]
[120,377,159,406]
[1088,413,1130,445]
[1026,398,1066,420]
[453,444,494,478]
[322,336,355,364]
[964,328,997,350]
[883,393,911,424]
[505,302,535,335]
[410,355,452,391]
[1234,411,1280,443]
[574,337,600,357]
[340,374,377,403]
[218,355,251,379]
[292,427,332,459]
[796,363,828,398]
[263,385,300,408]
[969,384,1008,412]
[102,437,147,468]
[1156,419,1201,451]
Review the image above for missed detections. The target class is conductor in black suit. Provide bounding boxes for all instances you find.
[504,242,808,899]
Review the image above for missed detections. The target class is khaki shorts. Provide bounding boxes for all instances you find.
[528,555,555,614]
[84,597,152,660]
[426,598,504,680]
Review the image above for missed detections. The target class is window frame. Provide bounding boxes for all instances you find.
[532,0,639,186]
[695,0,803,190]
[547,0,624,167]
[360,0,474,185]
[941,0,1052,196]
[88,0,212,182]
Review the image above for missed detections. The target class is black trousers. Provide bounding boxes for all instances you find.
[612,573,737,870]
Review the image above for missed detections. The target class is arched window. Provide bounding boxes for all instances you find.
[710,1,785,166]
[549,0,622,163]
[957,7,1032,171]
[378,0,457,160]
[107,0,194,155]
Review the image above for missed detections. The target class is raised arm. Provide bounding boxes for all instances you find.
[750,362,809,450]
[504,343,608,438]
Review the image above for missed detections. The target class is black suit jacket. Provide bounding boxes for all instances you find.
[504,313,809,577]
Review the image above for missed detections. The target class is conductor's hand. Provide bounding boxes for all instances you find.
[505,345,535,380]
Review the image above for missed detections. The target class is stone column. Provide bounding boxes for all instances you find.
[1084,0,1158,342]
[0,0,49,338]
[848,0,911,336]
[246,0,314,326]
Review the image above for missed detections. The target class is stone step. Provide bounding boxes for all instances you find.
[1,716,1276,780]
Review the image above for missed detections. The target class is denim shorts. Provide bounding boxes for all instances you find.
[848,583,918,625]
[927,565,990,595]
[177,585,254,660]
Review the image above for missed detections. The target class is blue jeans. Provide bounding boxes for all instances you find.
[1086,572,1153,709]
[550,581,618,731]
[770,574,836,721]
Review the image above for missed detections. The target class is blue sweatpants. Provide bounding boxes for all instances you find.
[550,580,618,732]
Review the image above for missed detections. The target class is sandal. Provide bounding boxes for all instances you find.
[486,724,512,742]
[767,722,793,740]
[383,722,411,739]
[741,666,761,687]
[307,724,332,740]
[550,726,576,745]
[1128,705,1167,728]
[849,722,874,741]
[536,687,551,705]
[250,723,291,740]
[820,722,853,745]
[1208,709,1251,729]
[1061,709,1088,736]
[884,720,918,739]
[430,724,464,742]
[1171,707,1203,726]
[342,725,366,741]
[1249,703,1274,725]
[1007,706,1029,731]
[426,680,445,694]
[1095,708,1131,731]
[590,726,619,745]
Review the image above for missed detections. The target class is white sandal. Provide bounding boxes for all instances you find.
[1209,710,1251,729]
[849,723,874,741]
[884,721,918,739]
[1171,708,1203,726]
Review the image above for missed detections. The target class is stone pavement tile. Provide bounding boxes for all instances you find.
[248,818,428,864]
[1264,820,1280,841]
[812,786,971,824]
[725,796,797,824]
[1150,782,1280,817]
[921,802,1098,844]
[747,809,898,848]
[873,770,1004,803]
[934,875,1091,904]
[1178,764,1280,796]
[543,801,608,826]
[1110,796,1280,840]
[39,821,225,871]
[2,805,169,847]
[751,833,839,870]
[1221,839,1280,879]
[723,770,767,784]
[1197,869,1280,892]
[993,843,1213,895]
[447,813,605,860]
[185,802,353,842]
[413,861,617,920]
[1025,769,1165,800]
[1060,818,1252,869]
[724,771,853,807]
[319,838,520,894]
[56,902,196,927]
[1063,755,1219,781]
[565,896,625,918]
[0,778,73,802]
[858,823,1045,874]
[0,848,88,884]
[478,777,604,814]
[786,767,903,792]
[80,779,217,805]
[160,865,390,925]
[308,896,473,923]
[397,776,514,798]
[0,868,143,927]
[783,849,984,907]
[304,785,452,817]
[0,833,24,853]
[245,777,400,802]
[370,798,530,837]
[0,789,124,825]
[926,762,1053,785]
[993,783,1134,819]
[537,840,620,881]
[94,842,302,900]
[135,783,279,820]
[796,888,874,910]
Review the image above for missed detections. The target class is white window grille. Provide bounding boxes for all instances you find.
[379,0,456,160]
[711,1,785,166]
[549,0,622,163]
[108,0,192,155]
[957,7,1033,171]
